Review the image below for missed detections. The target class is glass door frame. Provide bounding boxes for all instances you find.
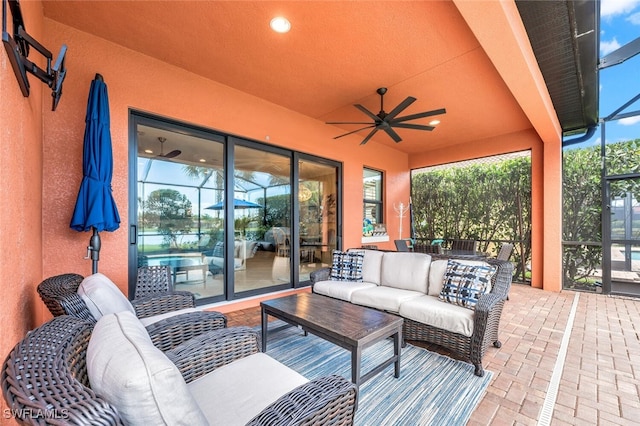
[600,100,640,296]
[127,111,229,301]
[296,152,343,284]
[602,172,640,295]
[128,111,343,304]
[228,137,294,299]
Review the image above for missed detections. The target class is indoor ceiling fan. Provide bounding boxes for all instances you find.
[156,136,181,159]
[326,87,446,145]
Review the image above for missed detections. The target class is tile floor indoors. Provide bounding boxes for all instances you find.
[224,283,640,425]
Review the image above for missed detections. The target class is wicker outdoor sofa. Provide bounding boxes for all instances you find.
[311,250,513,376]
[1,314,358,425]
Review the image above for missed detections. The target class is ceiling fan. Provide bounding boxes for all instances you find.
[156,137,181,159]
[326,87,446,145]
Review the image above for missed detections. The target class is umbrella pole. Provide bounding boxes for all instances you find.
[89,227,101,274]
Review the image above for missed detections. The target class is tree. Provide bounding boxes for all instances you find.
[143,189,193,249]
[411,155,532,282]
[562,138,640,289]
[562,144,602,286]
[259,193,291,227]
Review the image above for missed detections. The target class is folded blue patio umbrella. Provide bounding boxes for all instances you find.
[206,198,263,210]
[70,74,120,273]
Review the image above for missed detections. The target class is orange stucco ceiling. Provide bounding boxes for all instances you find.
[42,1,541,154]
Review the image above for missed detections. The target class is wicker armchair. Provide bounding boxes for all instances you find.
[39,272,194,320]
[2,316,357,425]
[134,265,174,298]
[37,273,227,351]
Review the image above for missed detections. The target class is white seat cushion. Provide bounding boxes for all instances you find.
[350,286,423,313]
[313,280,377,302]
[87,311,207,425]
[138,307,200,327]
[189,352,308,426]
[380,252,431,293]
[399,295,475,337]
[78,273,136,320]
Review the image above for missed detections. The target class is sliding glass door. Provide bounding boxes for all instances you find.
[298,157,339,281]
[132,120,227,301]
[232,143,292,296]
[129,113,341,304]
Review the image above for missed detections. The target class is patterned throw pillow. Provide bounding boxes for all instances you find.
[330,250,364,282]
[439,260,496,309]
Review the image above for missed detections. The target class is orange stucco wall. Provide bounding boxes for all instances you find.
[0,1,46,419]
[452,0,562,292]
[38,20,408,308]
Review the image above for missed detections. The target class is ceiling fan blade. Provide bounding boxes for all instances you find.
[385,96,416,121]
[360,127,380,145]
[354,104,381,122]
[326,121,377,125]
[382,126,403,143]
[162,150,182,159]
[391,122,435,131]
[392,108,446,123]
[333,125,375,139]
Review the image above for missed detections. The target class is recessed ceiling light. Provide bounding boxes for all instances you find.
[429,120,441,126]
[145,149,153,154]
[199,159,206,163]
[270,17,291,33]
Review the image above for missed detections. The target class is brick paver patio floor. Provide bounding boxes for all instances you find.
[224,283,640,425]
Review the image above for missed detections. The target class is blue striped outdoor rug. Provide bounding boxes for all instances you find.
[262,322,492,426]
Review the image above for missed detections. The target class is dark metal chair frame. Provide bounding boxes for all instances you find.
[2,316,358,425]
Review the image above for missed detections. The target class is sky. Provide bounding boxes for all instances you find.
[573,0,640,147]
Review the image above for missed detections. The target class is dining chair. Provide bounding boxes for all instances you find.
[273,227,291,257]
[413,242,442,254]
[451,239,477,252]
[394,239,410,252]
[497,243,514,261]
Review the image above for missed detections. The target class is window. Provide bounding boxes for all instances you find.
[129,112,341,305]
[363,168,383,228]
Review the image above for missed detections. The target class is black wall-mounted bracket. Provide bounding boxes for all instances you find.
[2,0,67,111]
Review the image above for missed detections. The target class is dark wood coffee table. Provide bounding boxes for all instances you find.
[261,292,403,388]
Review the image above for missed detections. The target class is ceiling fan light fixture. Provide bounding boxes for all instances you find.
[144,149,153,154]
[270,17,291,33]
[326,87,446,145]
[429,120,440,126]
[298,185,312,202]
